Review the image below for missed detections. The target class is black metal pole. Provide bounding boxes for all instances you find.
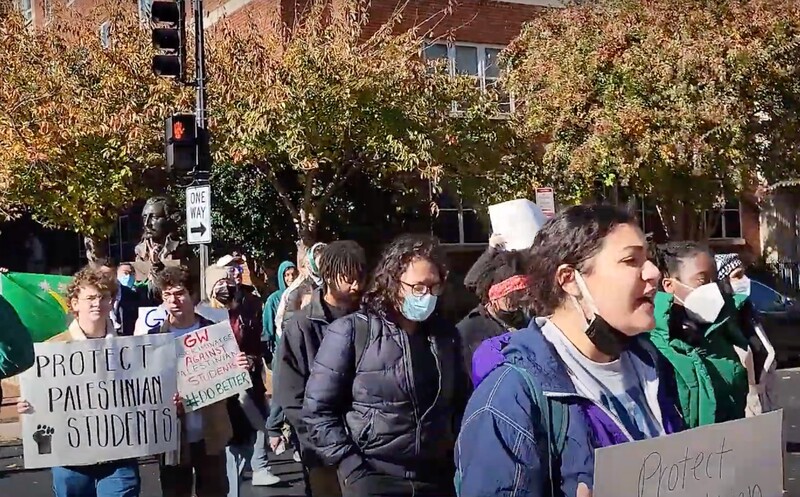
[193,0,210,298]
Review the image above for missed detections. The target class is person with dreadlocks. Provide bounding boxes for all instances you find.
[273,240,368,497]
[647,241,749,428]
[457,249,531,387]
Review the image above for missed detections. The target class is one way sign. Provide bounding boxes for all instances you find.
[185,185,212,245]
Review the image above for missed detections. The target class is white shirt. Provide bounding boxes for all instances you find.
[539,317,665,441]
[170,321,205,443]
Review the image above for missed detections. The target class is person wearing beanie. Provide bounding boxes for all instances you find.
[715,254,778,415]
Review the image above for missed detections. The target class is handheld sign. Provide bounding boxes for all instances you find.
[535,187,556,218]
[488,199,548,250]
[134,306,168,336]
[177,321,252,412]
[185,184,212,245]
[593,410,784,497]
[19,335,178,469]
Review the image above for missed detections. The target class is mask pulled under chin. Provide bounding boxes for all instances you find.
[572,271,632,358]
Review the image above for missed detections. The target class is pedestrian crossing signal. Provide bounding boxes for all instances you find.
[165,114,196,174]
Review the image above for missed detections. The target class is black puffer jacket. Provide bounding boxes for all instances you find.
[302,311,469,482]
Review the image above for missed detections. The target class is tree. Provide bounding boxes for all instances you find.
[0,3,190,260]
[504,0,800,239]
[206,0,515,244]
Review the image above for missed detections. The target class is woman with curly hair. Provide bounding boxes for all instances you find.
[302,234,469,497]
[17,266,141,497]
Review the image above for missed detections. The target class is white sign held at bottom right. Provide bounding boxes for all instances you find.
[593,410,784,497]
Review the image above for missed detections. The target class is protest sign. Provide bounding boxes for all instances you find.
[593,410,784,497]
[19,334,178,469]
[488,199,548,250]
[177,321,252,412]
[134,306,168,336]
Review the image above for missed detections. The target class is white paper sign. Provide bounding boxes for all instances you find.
[593,410,784,497]
[488,199,548,250]
[19,335,178,469]
[177,321,252,412]
[134,306,168,336]
[535,187,556,217]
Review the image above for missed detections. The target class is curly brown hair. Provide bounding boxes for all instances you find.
[66,266,118,307]
[154,265,196,296]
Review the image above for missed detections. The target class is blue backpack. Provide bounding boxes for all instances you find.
[455,363,570,497]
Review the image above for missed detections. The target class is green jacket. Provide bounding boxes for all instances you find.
[647,291,749,429]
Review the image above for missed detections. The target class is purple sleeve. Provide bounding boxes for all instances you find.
[470,334,511,387]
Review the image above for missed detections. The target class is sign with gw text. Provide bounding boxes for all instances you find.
[177,321,251,412]
[19,335,178,469]
[593,410,784,497]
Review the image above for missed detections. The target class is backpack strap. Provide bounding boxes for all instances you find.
[353,313,371,369]
[506,363,569,496]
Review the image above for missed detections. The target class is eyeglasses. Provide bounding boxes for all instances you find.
[226,266,243,277]
[400,280,444,297]
[162,288,188,301]
[79,294,112,304]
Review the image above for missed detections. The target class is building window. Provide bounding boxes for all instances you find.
[705,201,743,240]
[99,21,112,49]
[18,0,33,24]
[628,195,660,236]
[432,187,489,245]
[138,0,152,22]
[424,42,514,115]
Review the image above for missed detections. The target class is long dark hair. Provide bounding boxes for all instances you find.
[363,234,448,316]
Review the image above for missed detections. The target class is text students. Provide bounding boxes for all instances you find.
[18,267,141,497]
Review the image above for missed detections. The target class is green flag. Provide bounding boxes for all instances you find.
[0,272,73,342]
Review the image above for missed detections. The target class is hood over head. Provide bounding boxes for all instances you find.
[276,260,297,292]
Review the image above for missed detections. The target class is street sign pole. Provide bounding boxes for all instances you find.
[193,0,210,301]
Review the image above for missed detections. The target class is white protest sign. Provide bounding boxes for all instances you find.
[134,306,168,336]
[593,410,784,497]
[19,335,178,469]
[535,187,556,218]
[488,199,548,250]
[177,321,252,412]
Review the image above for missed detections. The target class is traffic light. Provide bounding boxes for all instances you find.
[165,114,196,174]
[151,0,186,79]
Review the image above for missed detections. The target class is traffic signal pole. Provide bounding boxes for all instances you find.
[193,0,210,302]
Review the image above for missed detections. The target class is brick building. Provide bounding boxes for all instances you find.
[11,0,763,279]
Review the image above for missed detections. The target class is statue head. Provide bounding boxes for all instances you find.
[141,196,181,244]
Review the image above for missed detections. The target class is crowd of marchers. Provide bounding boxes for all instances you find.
[3,203,777,497]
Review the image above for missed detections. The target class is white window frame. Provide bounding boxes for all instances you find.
[705,201,743,241]
[138,0,152,23]
[99,21,112,49]
[424,41,515,117]
[18,0,34,25]
[431,183,488,246]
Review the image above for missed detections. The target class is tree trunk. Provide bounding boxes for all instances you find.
[83,234,108,266]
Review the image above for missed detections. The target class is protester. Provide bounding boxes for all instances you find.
[17,266,140,497]
[276,242,327,337]
[462,233,505,292]
[650,242,749,428]
[150,265,249,497]
[275,240,367,497]
[207,268,281,493]
[716,253,778,415]
[456,247,530,386]
[263,260,298,364]
[455,205,684,497]
[303,234,469,497]
[97,260,142,337]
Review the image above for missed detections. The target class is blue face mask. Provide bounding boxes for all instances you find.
[401,293,437,322]
[117,274,134,289]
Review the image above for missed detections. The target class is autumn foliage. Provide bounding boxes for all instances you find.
[505,0,800,238]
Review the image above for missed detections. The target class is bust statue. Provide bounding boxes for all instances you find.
[133,196,192,283]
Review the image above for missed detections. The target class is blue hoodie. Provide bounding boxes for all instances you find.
[262,261,296,347]
[455,319,683,497]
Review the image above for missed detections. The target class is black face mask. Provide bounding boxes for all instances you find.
[495,309,529,330]
[215,285,235,305]
[584,315,632,358]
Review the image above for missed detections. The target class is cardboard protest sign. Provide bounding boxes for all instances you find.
[19,335,178,469]
[593,410,784,497]
[134,306,168,336]
[177,321,252,412]
[488,199,548,250]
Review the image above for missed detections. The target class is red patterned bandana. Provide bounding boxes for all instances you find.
[489,275,531,301]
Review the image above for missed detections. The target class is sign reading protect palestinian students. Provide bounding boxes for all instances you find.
[593,410,784,497]
[177,321,252,412]
[19,335,178,469]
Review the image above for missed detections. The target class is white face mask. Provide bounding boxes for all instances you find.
[731,276,751,296]
[674,281,725,324]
